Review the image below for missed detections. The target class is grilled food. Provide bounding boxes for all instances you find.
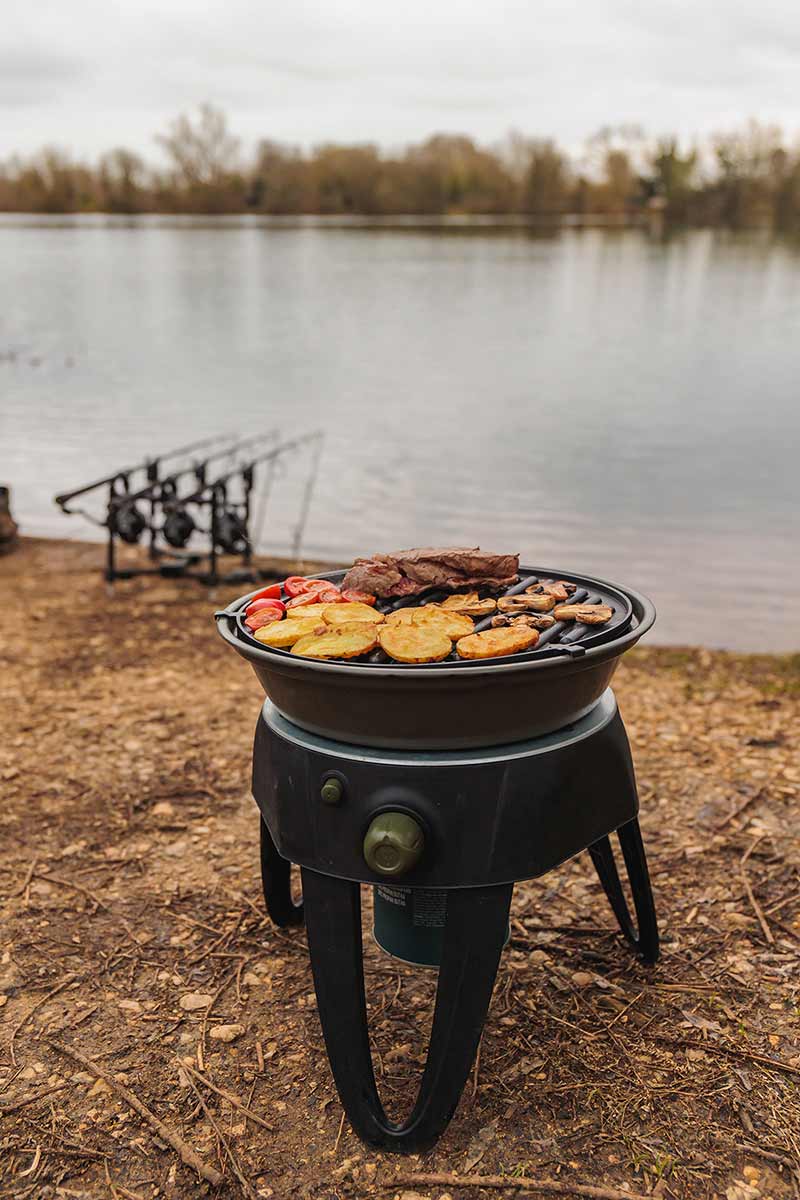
[456,626,539,659]
[254,617,327,647]
[378,624,453,663]
[497,594,555,614]
[553,604,613,625]
[491,613,555,630]
[342,547,519,599]
[284,603,336,621]
[439,592,497,617]
[291,623,380,659]
[323,602,385,625]
[386,605,474,640]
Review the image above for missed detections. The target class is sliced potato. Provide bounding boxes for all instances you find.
[291,622,379,659]
[378,623,452,663]
[456,626,539,659]
[553,604,613,625]
[254,617,327,647]
[498,594,555,614]
[323,601,385,625]
[284,603,336,621]
[385,604,474,640]
[440,592,497,617]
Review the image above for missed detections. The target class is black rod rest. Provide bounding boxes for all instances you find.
[251,690,659,1152]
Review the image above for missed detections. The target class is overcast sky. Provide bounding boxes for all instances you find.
[4,0,800,162]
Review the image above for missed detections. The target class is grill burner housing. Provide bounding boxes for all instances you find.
[250,691,659,1151]
[215,565,656,749]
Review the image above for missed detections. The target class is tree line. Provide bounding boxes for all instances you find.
[1,105,799,230]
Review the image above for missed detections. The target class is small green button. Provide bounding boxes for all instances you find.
[363,812,424,877]
[320,778,344,806]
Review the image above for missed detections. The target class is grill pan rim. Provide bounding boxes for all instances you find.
[215,565,656,677]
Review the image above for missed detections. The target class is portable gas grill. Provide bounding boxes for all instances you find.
[215,565,659,1151]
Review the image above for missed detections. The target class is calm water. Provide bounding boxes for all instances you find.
[1,215,798,651]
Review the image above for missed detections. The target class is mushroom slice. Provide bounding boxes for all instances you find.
[439,592,497,617]
[497,594,555,614]
[490,613,554,630]
[553,604,613,625]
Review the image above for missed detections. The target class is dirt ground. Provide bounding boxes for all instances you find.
[1,538,799,1200]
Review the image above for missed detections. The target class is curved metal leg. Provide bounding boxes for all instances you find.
[301,867,513,1152]
[588,818,659,964]
[259,818,304,927]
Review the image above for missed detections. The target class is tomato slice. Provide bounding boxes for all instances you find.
[250,583,282,602]
[245,598,286,619]
[341,589,376,606]
[284,576,317,597]
[285,585,341,609]
[245,608,284,632]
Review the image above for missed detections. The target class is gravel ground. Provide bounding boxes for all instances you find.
[1,538,799,1200]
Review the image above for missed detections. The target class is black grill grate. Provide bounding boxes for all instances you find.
[232,567,635,668]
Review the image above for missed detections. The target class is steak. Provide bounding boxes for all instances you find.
[343,547,519,599]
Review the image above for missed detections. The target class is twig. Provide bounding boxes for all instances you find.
[715,789,765,830]
[333,1110,346,1154]
[11,858,38,898]
[48,1040,223,1187]
[181,1068,258,1199]
[179,1060,273,1131]
[389,1171,652,1199]
[9,973,78,1066]
[739,864,774,945]
[645,1033,800,1080]
[0,1081,69,1117]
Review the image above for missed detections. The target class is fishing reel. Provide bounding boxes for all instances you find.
[216,509,249,555]
[108,497,147,544]
[162,504,196,548]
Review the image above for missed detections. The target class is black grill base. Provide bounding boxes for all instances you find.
[252,692,658,1152]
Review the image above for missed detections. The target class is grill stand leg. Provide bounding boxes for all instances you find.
[301,867,513,1152]
[588,818,659,964]
[259,818,304,927]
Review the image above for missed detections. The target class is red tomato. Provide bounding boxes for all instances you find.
[341,589,376,606]
[250,583,282,602]
[245,597,286,619]
[245,608,284,632]
[286,583,342,609]
[284,576,316,597]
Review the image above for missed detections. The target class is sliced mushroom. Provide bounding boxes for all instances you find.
[498,594,555,614]
[553,604,613,625]
[526,580,576,601]
[439,592,497,617]
[492,613,555,630]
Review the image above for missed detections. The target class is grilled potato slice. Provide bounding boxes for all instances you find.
[284,603,336,621]
[378,623,452,663]
[291,622,379,659]
[439,592,497,617]
[254,617,327,647]
[385,605,474,640]
[498,594,555,614]
[323,602,385,625]
[553,604,613,625]
[456,626,539,659]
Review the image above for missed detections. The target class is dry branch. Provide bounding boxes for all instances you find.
[389,1171,652,1199]
[48,1039,223,1187]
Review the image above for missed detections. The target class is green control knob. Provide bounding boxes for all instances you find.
[363,812,424,877]
[320,777,344,806]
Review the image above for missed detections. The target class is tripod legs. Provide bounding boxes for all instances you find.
[259,818,304,927]
[588,818,659,964]
[300,868,513,1152]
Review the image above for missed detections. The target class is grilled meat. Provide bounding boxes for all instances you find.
[342,547,519,599]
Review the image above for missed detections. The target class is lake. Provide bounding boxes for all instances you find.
[1,214,798,651]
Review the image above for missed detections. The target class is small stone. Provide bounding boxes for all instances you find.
[571,971,595,987]
[242,972,262,987]
[0,995,7,1009]
[151,801,176,817]
[118,999,142,1013]
[72,1071,94,1084]
[88,1078,111,1096]
[179,992,212,1011]
[179,1031,195,1045]
[209,1023,244,1043]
